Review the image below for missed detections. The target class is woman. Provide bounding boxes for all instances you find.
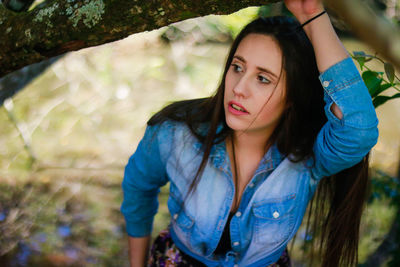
[121,0,379,266]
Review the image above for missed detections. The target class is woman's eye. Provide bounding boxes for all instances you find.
[231,64,243,72]
[258,75,270,84]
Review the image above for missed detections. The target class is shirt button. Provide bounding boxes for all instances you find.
[235,211,242,217]
[234,265,239,267]
[233,241,240,246]
[322,81,330,87]
[248,183,254,188]
[273,211,280,218]
[173,213,178,220]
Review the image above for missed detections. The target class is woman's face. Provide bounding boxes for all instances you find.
[224,33,287,136]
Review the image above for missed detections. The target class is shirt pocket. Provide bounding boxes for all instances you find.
[252,194,296,245]
[168,193,195,240]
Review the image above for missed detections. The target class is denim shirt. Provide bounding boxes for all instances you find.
[121,57,379,266]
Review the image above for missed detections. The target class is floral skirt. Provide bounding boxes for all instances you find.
[147,228,291,267]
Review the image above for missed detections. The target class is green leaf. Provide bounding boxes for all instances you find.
[362,71,383,97]
[352,51,374,69]
[353,51,366,57]
[373,93,400,108]
[384,62,395,84]
[373,83,393,97]
[353,51,366,69]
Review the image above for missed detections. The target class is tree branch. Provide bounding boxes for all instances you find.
[325,0,400,70]
[0,0,279,78]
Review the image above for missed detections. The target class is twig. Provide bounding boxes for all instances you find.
[2,98,36,168]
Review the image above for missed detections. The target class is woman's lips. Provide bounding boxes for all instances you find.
[228,101,249,115]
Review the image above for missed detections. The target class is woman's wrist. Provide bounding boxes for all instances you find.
[294,5,326,26]
[300,10,327,27]
[300,9,349,73]
[300,9,330,40]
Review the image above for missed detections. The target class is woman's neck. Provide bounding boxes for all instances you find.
[232,129,271,156]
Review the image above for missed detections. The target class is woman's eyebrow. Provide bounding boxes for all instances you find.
[233,55,278,80]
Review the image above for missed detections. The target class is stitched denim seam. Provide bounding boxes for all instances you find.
[324,76,361,94]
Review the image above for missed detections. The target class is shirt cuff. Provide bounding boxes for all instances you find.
[318,57,378,129]
[125,218,153,237]
[318,57,361,95]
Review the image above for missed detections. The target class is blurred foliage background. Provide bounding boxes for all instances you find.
[1,2,400,266]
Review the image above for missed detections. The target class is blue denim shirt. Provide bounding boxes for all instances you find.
[121,57,379,266]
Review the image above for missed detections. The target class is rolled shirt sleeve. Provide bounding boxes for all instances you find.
[120,121,173,237]
[312,57,379,180]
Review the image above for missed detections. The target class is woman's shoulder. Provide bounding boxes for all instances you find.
[144,119,207,163]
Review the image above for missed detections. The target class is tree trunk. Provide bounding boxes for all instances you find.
[0,0,280,78]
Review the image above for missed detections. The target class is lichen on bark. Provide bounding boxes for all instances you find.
[33,3,59,25]
[68,0,105,28]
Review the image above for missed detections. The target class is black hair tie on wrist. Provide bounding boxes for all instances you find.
[300,10,327,27]
[260,10,327,37]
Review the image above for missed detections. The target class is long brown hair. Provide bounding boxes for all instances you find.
[149,16,370,267]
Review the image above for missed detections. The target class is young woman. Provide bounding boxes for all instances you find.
[121,0,379,266]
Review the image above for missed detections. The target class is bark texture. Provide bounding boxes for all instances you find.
[0,0,279,78]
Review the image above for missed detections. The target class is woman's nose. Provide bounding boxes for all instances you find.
[232,75,250,98]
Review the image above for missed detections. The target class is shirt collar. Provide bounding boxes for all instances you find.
[255,143,284,174]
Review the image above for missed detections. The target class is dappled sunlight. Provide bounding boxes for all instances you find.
[1,7,399,266]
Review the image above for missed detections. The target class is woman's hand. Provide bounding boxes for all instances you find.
[283,0,325,25]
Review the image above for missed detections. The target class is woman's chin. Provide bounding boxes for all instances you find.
[225,118,247,132]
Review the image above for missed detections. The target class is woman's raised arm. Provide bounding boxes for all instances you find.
[285,0,379,179]
[284,0,348,119]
